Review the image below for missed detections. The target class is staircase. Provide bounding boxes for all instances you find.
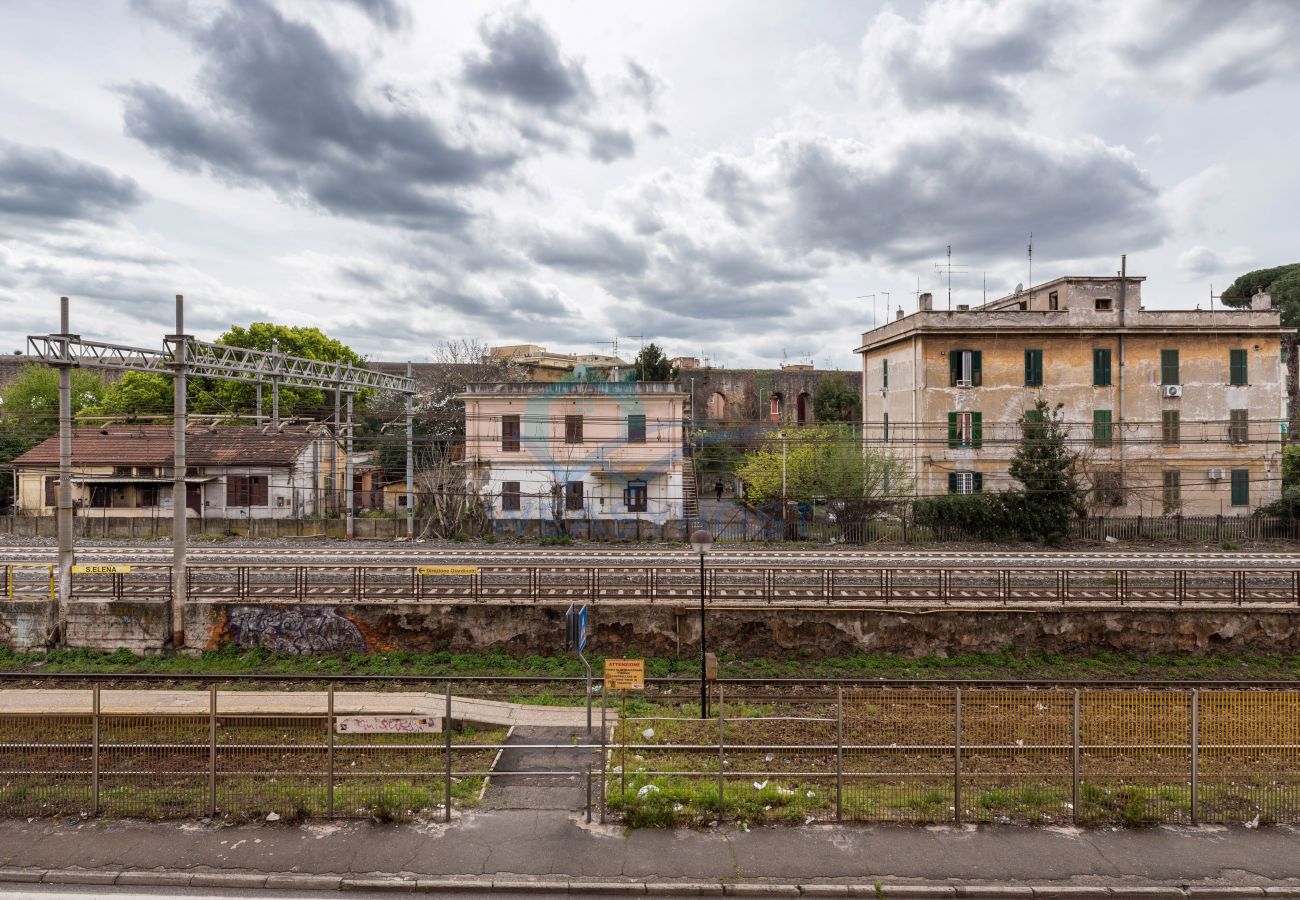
[682,455,699,525]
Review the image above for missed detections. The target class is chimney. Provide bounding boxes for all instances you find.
[1252,286,1274,309]
[895,307,904,321]
[918,292,933,312]
[955,304,970,312]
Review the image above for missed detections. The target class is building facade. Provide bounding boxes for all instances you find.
[12,425,336,518]
[461,381,686,528]
[856,275,1291,516]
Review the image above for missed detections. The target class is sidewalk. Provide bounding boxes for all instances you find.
[1,812,1298,893]
[0,689,595,729]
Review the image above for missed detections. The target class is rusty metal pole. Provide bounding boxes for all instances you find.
[169,295,188,649]
[209,686,217,816]
[953,688,963,826]
[54,297,75,647]
[91,683,100,816]
[444,684,452,823]
[326,684,335,818]
[836,686,844,822]
[1190,689,1200,826]
[1072,688,1081,826]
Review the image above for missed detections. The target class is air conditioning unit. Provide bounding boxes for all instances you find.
[956,379,973,388]
[1208,468,1225,481]
[1163,385,1182,398]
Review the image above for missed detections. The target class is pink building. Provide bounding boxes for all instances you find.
[461,381,686,527]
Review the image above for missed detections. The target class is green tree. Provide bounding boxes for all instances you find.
[94,371,173,418]
[736,425,911,525]
[0,365,105,508]
[633,343,676,381]
[1220,263,1300,439]
[201,323,367,417]
[812,373,861,422]
[1004,399,1083,544]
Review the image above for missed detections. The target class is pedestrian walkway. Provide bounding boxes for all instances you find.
[0,688,596,730]
[480,725,600,812]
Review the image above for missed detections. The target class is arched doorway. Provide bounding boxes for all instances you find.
[796,392,810,425]
[707,392,727,420]
[769,393,783,423]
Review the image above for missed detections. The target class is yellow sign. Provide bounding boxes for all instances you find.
[72,564,132,575]
[604,659,645,691]
[416,565,480,576]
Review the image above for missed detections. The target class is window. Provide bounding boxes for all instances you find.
[948,349,982,387]
[627,414,647,444]
[1229,409,1249,444]
[1162,470,1181,514]
[948,471,983,494]
[1093,348,1112,387]
[1161,410,1180,446]
[882,359,889,389]
[501,414,520,452]
[564,414,583,445]
[565,480,584,511]
[947,411,982,448]
[1048,291,1059,311]
[1160,349,1180,385]
[1229,349,1248,386]
[1231,469,1250,507]
[137,485,159,508]
[501,481,521,512]
[88,485,112,508]
[1093,470,1124,506]
[136,467,158,477]
[1095,297,1113,311]
[1093,410,1113,448]
[882,412,889,443]
[113,466,133,477]
[624,480,648,513]
[44,476,58,507]
[226,475,269,507]
[1024,349,1043,387]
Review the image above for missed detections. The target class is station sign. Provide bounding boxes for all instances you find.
[603,659,645,691]
[71,564,132,575]
[335,716,439,734]
[415,565,479,576]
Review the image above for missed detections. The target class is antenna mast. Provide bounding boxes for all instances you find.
[934,245,969,311]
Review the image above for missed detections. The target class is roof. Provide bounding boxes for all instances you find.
[13,425,319,468]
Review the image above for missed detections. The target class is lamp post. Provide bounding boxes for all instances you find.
[690,528,713,718]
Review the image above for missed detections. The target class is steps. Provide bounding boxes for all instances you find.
[681,455,699,524]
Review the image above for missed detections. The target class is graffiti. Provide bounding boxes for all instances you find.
[219,605,368,654]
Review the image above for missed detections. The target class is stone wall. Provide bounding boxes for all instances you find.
[682,368,860,424]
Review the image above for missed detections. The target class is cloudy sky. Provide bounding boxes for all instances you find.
[1,0,1297,369]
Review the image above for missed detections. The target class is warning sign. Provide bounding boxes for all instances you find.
[416,566,480,576]
[603,659,645,691]
[71,564,132,575]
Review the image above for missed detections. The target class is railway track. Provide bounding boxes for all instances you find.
[3,543,1300,568]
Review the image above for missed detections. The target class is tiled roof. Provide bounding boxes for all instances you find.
[13,425,319,468]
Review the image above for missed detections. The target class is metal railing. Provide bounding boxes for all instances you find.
[3,564,53,601]
[60,562,1300,608]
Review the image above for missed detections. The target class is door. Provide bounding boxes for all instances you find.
[186,483,202,514]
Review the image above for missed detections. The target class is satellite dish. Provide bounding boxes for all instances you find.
[1014,283,1024,295]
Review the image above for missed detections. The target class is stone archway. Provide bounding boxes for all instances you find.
[796,392,811,425]
[707,392,727,420]
[769,393,783,423]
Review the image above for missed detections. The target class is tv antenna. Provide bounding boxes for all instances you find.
[934,245,969,311]
[1028,232,1033,290]
[857,294,876,328]
[1209,284,1222,311]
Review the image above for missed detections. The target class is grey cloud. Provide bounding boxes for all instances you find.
[530,224,648,276]
[1176,245,1253,281]
[123,0,512,229]
[862,0,1075,115]
[462,11,591,109]
[705,159,766,226]
[588,128,635,162]
[337,0,408,31]
[0,141,144,223]
[776,129,1167,266]
[622,60,665,112]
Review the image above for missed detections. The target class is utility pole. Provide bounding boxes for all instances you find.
[270,338,281,428]
[54,297,74,647]
[405,361,414,541]
[345,391,354,540]
[169,294,188,649]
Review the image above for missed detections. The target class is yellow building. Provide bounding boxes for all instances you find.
[855,274,1291,516]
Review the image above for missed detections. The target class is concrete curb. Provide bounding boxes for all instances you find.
[0,867,1294,896]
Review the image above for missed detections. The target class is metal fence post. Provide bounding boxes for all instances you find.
[208,686,217,817]
[585,765,592,824]
[444,684,453,823]
[326,685,335,818]
[717,682,725,821]
[1072,689,1080,826]
[836,686,844,823]
[600,693,607,824]
[953,688,962,826]
[1190,689,1199,826]
[91,684,100,817]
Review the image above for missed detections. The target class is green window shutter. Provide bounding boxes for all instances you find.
[947,411,959,449]
[971,411,983,448]
[882,359,889,388]
[1093,349,1111,387]
[1093,410,1112,448]
[948,472,958,493]
[971,351,983,386]
[1161,349,1179,385]
[1231,469,1249,506]
[1025,349,1043,387]
[1229,349,1248,386]
[949,351,961,386]
[1163,410,1180,445]
[972,472,983,493]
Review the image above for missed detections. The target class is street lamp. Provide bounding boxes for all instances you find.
[690,528,713,718]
